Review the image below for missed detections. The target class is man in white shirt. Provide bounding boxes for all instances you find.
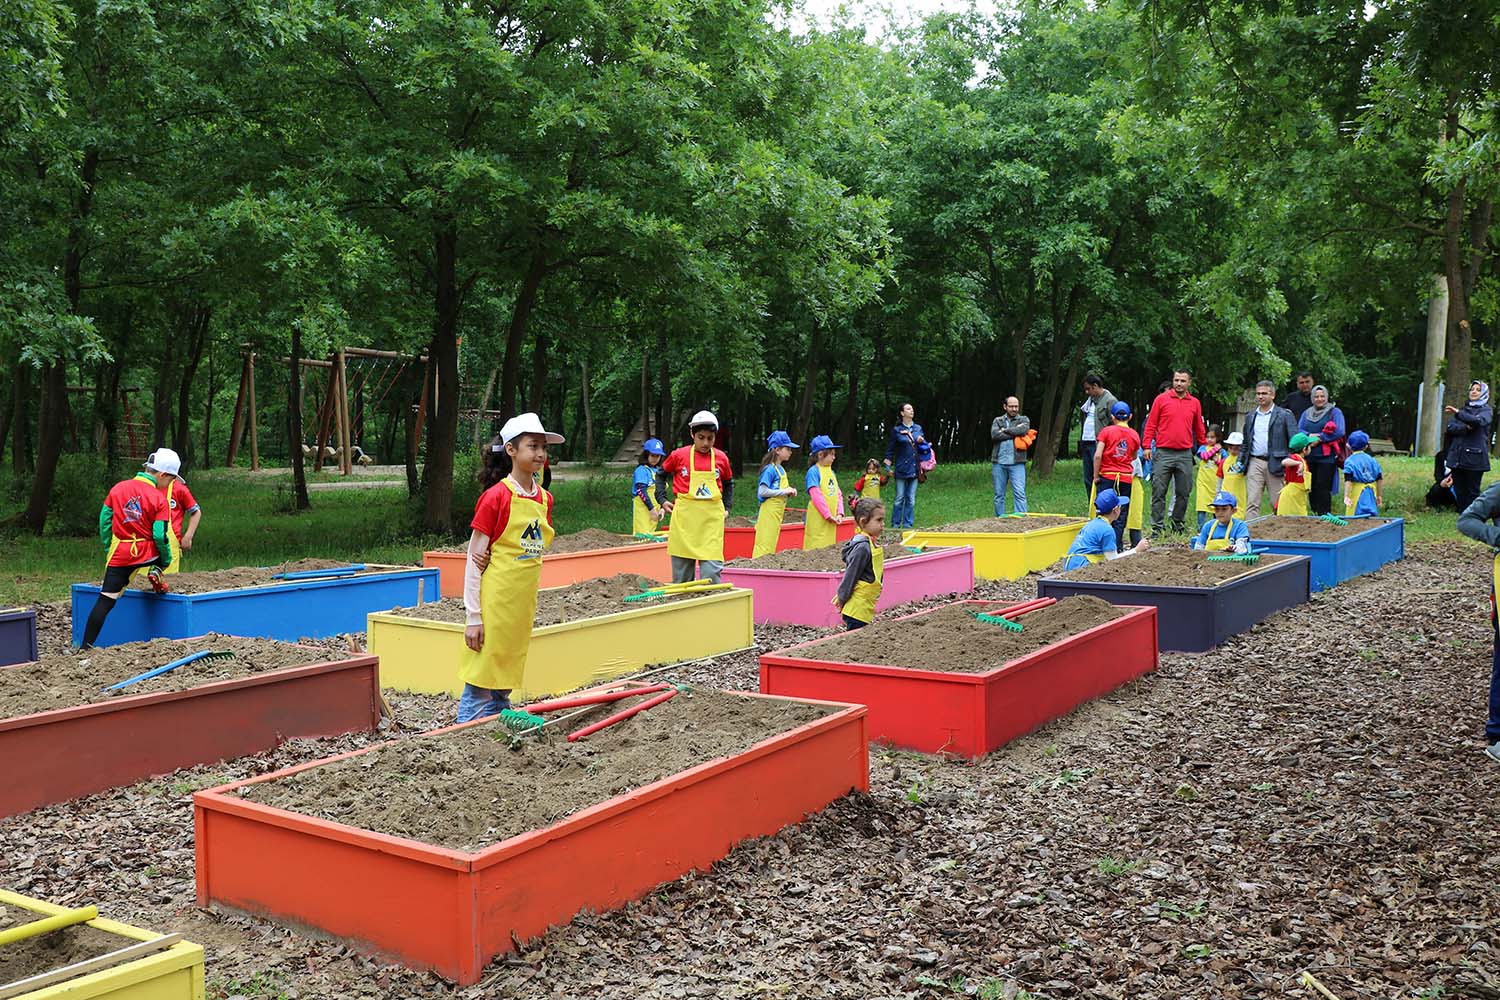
[1080,374,1116,500]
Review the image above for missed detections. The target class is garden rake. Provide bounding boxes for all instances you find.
[969,609,1023,632]
[1319,514,1348,526]
[103,649,234,692]
[497,682,685,740]
[967,596,1058,633]
[623,579,731,602]
[1206,553,1260,564]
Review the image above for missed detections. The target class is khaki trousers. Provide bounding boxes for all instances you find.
[1245,457,1283,519]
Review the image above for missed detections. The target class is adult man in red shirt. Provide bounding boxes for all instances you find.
[1141,369,1206,534]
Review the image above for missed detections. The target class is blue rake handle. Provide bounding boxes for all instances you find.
[272,564,366,580]
[104,649,228,691]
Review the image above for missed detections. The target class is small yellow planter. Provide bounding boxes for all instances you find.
[0,890,204,999]
[368,587,754,697]
[902,514,1087,581]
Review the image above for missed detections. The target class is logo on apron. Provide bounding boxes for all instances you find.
[695,483,712,498]
[518,519,544,559]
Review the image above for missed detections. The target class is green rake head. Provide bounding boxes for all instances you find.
[623,589,666,603]
[971,610,1024,632]
[1320,514,1348,526]
[497,709,546,732]
[1206,553,1260,564]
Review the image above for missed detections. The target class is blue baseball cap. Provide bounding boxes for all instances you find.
[642,437,666,457]
[1210,490,1238,508]
[1095,488,1128,514]
[1110,401,1132,420]
[1347,430,1370,452]
[807,434,842,452]
[766,430,800,450]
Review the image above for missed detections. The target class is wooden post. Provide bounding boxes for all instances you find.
[226,353,249,466]
[246,352,259,472]
[411,357,430,456]
[314,362,336,471]
[335,347,353,474]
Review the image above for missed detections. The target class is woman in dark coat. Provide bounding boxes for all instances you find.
[1444,380,1493,513]
[1297,385,1346,515]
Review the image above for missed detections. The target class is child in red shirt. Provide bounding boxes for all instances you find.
[660,411,735,583]
[79,461,177,648]
[1094,402,1141,549]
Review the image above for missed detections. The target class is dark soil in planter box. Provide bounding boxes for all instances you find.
[237,688,833,850]
[0,902,129,986]
[0,635,337,719]
[1059,547,1295,586]
[725,508,807,528]
[134,558,384,594]
[385,574,705,627]
[1251,518,1388,543]
[933,515,1083,533]
[548,528,659,554]
[798,596,1124,673]
[729,539,922,572]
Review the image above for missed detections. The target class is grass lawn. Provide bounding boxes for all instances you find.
[2,455,1477,605]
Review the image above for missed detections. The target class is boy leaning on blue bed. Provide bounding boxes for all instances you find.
[1060,488,1148,571]
[1191,490,1251,553]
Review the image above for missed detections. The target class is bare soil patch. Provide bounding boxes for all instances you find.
[238,688,833,851]
[932,515,1083,533]
[0,635,340,719]
[1057,546,1296,586]
[794,596,1124,672]
[548,528,656,554]
[0,903,130,987]
[383,574,705,627]
[1251,516,1393,543]
[134,558,396,594]
[729,541,922,572]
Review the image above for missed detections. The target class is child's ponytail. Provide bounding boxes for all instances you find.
[478,435,513,490]
[759,450,776,470]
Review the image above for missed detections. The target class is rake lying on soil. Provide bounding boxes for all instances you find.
[623,579,731,602]
[969,596,1057,632]
[1319,514,1348,526]
[498,682,687,741]
[104,649,234,692]
[1206,553,1260,564]
[271,564,367,581]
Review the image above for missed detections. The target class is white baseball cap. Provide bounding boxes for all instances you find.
[688,410,719,430]
[1224,431,1244,446]
[499,412,564,446]
[144,448,182,476]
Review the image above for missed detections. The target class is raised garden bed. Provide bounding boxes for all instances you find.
[368,575,754,697]
[0,636,381,818]
[193,687,868,986]
[1245,516,1405,591]
[0,890,205,999]
[0,608,37,667]
[902,514,1086,581]
[759,596,1157,757]
[1036,548,1310,652]
[70,561,439,648]
[721,545,974,627]
[424,529,671,598]
[723,508,855,560]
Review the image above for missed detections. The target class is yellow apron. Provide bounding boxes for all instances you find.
[632,495,657,536]
[163,480,183,574]
[1200,520,1235,552]
[1194,450,1222,513]
[803,465,843,550]
[1088,474,1138,531]
[1221,465,1248,512]
[104,537,156,581]
[667,452,725,562]
[1345,484,1375,517]
[458,483,555,691]
[752,465,789,558]
[841,534,883,624]
[858,476,881,500]
[1278,459,1310,516]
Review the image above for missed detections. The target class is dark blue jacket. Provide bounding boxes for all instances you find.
[1446,403,1493,472]
[1298,406,1346,465]
[1238,406,1297,475]
[885,421,926,478]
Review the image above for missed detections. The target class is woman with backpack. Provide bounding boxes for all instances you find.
[883,403,927,530]
[990,396,1032,517]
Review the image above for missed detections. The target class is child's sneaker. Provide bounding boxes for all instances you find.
[1485,742,1500,764]
[146,566,169,594]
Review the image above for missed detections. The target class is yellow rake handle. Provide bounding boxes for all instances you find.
[0,905,98,946]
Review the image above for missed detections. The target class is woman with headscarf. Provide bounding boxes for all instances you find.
[1443,380,1493,513]
[1296,385,1346,515]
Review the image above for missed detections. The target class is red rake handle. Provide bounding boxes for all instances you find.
[525,684,670,714]
[984,597,1057,619]
[567,689,678,742]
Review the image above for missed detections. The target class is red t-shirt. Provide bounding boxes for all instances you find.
[159,480,199,539]
[472,480,555,546]
[660,446,733,496]
[106,474,168,566]
[1096,425,1141,479]
[1283,455,1307,485]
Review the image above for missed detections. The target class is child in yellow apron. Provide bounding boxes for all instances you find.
[663,411,732,583]
[1220,431,1248,512]
[853,459,887,501]
[632,437,668,536]
[458,414,561,723]
[803,434,845,550]
[1277,433,1314,517]
[1060,488,1146,570]
[752,430,800,558]
[833,498,884,628]
[1193,427,1224,529]
[1190,491,1251,552]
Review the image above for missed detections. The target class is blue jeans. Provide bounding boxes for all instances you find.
[1197,510,1209,528]
[458,684,511,723]
[991,462,1028,517]
[842,614,867,630]
[892,476,918,529]
[671,556,722,584]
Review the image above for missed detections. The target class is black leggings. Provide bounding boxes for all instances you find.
[1454,468,1485,514]
[1309,461,1337,515]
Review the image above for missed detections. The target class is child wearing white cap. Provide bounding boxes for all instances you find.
[660,410,734,583]
[1220,431,1248,512]
[77,453,179,648]
[456,413,561,723]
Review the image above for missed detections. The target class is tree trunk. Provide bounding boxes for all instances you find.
[792,325,825,449]
[154,328,178,452]
[499,246,549,416]
[174,306,210,464]
[472,365,498,445]
[288,324,310,510]
[528,325,549,412]
[422,222,462,532]
[581,357,593,462]
[838,357,860,455]
[1442,171,1472,411]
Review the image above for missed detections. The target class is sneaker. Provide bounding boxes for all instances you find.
[1486,743,1500,763]
[146,566,169,594]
